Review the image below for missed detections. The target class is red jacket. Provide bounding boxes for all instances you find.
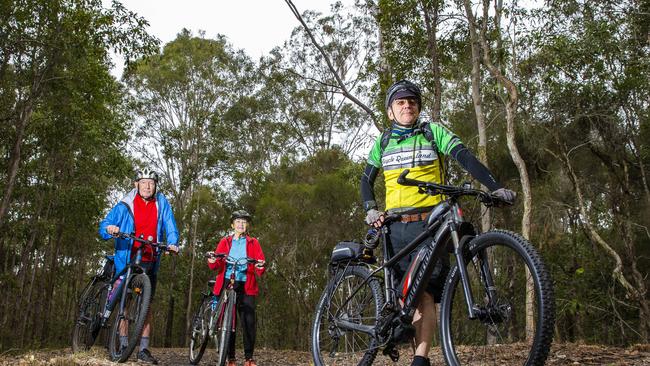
[208,235,266,296]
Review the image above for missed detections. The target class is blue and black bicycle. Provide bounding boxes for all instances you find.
[72,232,171,362]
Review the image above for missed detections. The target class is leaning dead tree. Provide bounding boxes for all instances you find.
[284,0,380,130]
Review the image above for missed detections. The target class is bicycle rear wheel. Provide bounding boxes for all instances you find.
[108,273,152,362]
[72,279,108,352]
[311,265,384,366]
[440,230,555,366]
[188,296,212,365]
[215,290,234,366]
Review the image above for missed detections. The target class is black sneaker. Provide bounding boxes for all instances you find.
[137,348,159,364]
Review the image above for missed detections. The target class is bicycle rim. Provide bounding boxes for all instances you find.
[215,291,234,366]
[189,297,211,365]
[440,230,554,366]
[108,273,152,362]
[72,280,107,352]
[311,266,383,366]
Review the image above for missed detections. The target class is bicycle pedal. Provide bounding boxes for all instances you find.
[382,346,399,362]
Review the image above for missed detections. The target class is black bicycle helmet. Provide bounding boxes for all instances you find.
[384,79,422,111]
[134,168,159,183]
[230,210,252,223]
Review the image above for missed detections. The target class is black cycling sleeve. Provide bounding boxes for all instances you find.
[360,163,380,211]
[449,144,502,191]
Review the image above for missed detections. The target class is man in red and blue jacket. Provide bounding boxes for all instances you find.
[99,168,179,364]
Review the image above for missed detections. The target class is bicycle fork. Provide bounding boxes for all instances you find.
[100,265,133,327]
[448,213,497,321]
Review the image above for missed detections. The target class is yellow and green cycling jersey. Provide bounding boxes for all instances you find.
[367,122,461,213]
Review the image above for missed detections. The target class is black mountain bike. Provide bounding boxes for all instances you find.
[188,253,262,366]
[72,232,170,362]
[71,255,114,353]
[311,170,555,366]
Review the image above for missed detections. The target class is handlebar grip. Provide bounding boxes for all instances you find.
[397,169,410,185]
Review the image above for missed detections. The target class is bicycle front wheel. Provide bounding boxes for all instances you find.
[440,230,555,366]
[188,296,212,365]
[215,290,235,366]
[108,273,152,362]
[311,265,384,366]
[72,279,108,352]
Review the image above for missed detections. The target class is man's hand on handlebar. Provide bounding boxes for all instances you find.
[365,209,385,229]
[167,245,179,254]
[491,188,517,205]
[106,225,120,236]
[255,260,265,269]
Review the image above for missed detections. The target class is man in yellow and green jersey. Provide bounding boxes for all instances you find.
[360,79,516,366]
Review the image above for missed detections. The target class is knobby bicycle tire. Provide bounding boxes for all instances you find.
[188,296,212,365]
[215,289,235,366]
[72,279,108,352]
[439,230,555,366]
[108,273,152,362]
[311,265,384,366]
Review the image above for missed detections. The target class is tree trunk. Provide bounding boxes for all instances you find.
[185,194,201,346]
[164,257,177,347]
[0,103,33,227]
[464,0,534,338]
[40,223,64,345]
[464,0,491,232]
[284,0,379,129]
[419,0,442,122]
[553,143,643,317]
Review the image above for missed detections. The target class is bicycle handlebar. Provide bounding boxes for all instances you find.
[114,232,171,251]
[397,169,508,206]
[204,252,263,267]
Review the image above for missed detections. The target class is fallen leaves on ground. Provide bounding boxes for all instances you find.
[1,343,649,365]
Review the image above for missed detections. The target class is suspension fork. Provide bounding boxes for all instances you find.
[448,201,485,319]
[475,247,497,303]
[381,226,396,307]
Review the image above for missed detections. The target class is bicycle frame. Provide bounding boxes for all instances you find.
[100,234,167,326]
[208,255,258,333]
[333,195,492,336]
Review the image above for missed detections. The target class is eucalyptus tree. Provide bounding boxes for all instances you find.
[0,0,157,349]
[252,148,366,349]
[0,0,157,228]
[520,0,650,342]
[277,1,379,155]
[123,29,257,345]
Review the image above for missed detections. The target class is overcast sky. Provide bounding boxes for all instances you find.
[108,0,352,76]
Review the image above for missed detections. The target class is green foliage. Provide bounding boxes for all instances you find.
[252,149,366,349]
[2,0,649,352]
[0,0,158,350]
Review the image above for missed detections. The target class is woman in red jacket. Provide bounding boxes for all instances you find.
[208,210,265,366]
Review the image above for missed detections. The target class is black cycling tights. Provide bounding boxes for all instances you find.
[228,281,257,360]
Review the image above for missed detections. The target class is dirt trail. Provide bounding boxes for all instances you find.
[2,343,649,365]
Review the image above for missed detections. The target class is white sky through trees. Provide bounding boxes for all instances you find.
[107,0,352,77]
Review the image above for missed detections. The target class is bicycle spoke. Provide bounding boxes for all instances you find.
[312,266,383,366]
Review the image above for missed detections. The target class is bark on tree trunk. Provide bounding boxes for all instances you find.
[164,256,177,347]
[465,1,492,232]
[184,195,201,346]
[0,104,33,227]
[419,0,442,122]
